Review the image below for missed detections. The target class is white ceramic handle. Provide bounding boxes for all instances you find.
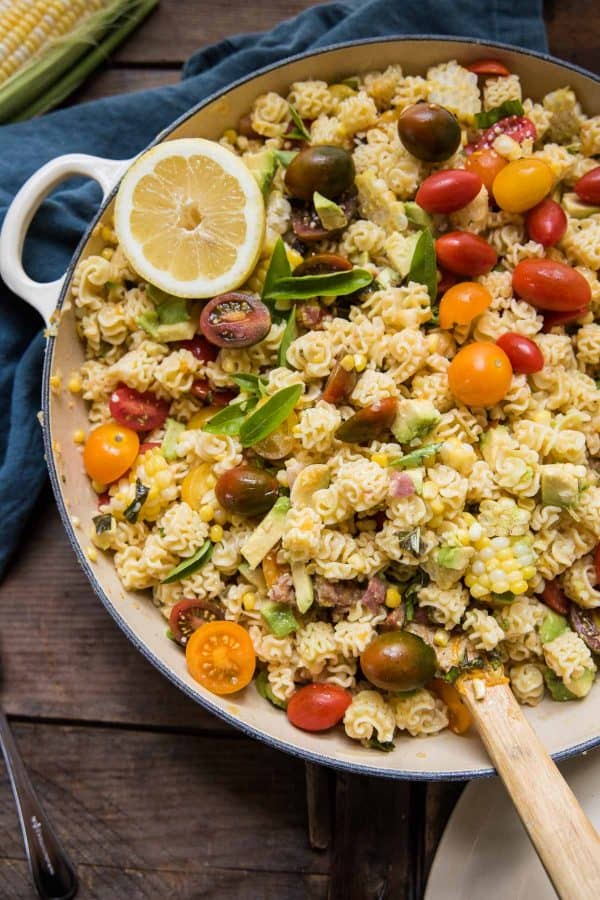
[0,153,134,324]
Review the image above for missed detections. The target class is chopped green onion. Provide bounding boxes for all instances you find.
[123,480,149,523]
[161,540,213,585]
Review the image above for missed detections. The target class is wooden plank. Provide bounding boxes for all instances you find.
[0,722,330,891]
[69,67,180,105]
[0,487,228,730]
[544,0,600,75]
[305,762,332,850]
[421,782,466,890]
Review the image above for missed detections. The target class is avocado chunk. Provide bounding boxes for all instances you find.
[138,288,198,342]
[385,231,420,278]
[161,418,184,462]
[543,666,578,701]
[404,467,424,495]
[245,148,278,196]
[291,562,314,614]
[392,399,441,444]
[562,192,600,219]
[241,497,291,569]
[437,544,472,571]
[567,667,596,699]
[313,191,348,230]
[404,201,433,230]
[260,601,299,637]
[541,464,582,508]
[540,610,568,644]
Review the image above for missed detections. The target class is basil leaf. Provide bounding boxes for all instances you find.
[123,480,150,523]
[407,228,437,303]
[288,104,311,142]
[255,669,288,709]
[263,268,373,301]
[202,399,257,436]
[365,737,396,752]
[278,307,297,367]
[262,237,292,301]
[475,100,524,130]
[93,513,113,535]
[441,657,485,684]
[239,384,302,447]
[389,442,444,469]
[275,150,298,167]
[231,373,267,396]
[161,540,213,585]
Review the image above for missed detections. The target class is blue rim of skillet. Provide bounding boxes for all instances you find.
[42,35,600,781]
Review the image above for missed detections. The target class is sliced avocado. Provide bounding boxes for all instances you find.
[568,667,596,699]
[540,610,568,644]
[541,464,581,508]
[161,418,184,462]
[245,148,278,196]
[138,289,198,342]
[261,601,299,637]
[313,191,348,230]
[437,545,472,571]
[404,201,433,230]
[239,561,267,592]
[241,497,291,569]
[405,468,424,495]
[155,320,198,342]
[392,399,441,444]
[562,192,600,219]
[291,561,314,614]
[543,666,578,701]
[255,669,287,709]
[385,231,420,278]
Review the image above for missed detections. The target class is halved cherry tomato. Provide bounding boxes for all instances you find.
[169,599,224,646]
[109,385,170,432]
[415,169,482,214]
[439,281,492,329]
[574,166,600,205]
[138,441,161,454]
[466,59,511,77]
[493,158,553,213]
[512,259,592,312]
[181,463,216,510]
[435,232,497,276]
[541,581,570,616]
[190,379,237,406]
[83,423,139,484]
[322,363,358,405]
[467,115,537,154]
[429,679,472,735]
[496,333,544,374]
[542,306,590,331]
[186,621,256,695]
[525,198,567,247]
[448,341,513,407]
[595,545,600,585]
[287,683,352,732]
[262,548,286,589]
[178,334,219,363]
[465,149,507,194]
[293,253,352,275]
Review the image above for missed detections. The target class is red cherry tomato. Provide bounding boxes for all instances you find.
[595,545,600,585]
[512,259,592,312]
[437,268,459,297]
[138,441,161,454]
[574,166,600,205]
[496,333,544,374]
[109,385,170,432]
[525,199,567,247]
[415,169,482,214]
[287,683,352,732]
[178,334,219,363]
[465,149,507,194]
[541,581,570,615]
[467,115,537,154]
[466,59,511,76]
[542,306,590,331]
[435,231,497,276]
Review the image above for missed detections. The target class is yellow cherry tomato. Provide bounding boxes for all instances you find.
[492,158,553,213]
[83,423,139,484]
[187,407,220,429]
[448,341,513,407]
[439,281,492,329]
[181,463,216,509]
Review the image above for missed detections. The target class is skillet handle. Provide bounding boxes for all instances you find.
[0,154,133,325]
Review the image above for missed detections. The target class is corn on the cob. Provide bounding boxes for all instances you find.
[464,534,537,601]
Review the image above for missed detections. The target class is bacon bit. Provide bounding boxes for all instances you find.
[360,576,386,612]
[389,471,416,498]
[97,492,111,509]
[296,303,324,330]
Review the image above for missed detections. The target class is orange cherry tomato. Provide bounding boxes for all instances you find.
[465,149,507,194]
[439,281,492,329]
[492,158,553,213]
[429,679,472,735]
[186,621,256,695]
[466,59,511,77]
[448,341,513,407]
[83,423,139,484]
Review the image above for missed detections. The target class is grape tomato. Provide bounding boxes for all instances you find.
[287,684,352,732]
[574,166,600,205]
[465,149,507,194]
[439,281,492,329]
[466,59,511,76]
[512,259,592,311]
[435,231,497,276]
[415,169,482,214]
[496,333,544,374]
[525,198,567,247]
[493,158,553,213]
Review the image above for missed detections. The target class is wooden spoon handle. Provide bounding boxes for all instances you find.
[461,680,600,900]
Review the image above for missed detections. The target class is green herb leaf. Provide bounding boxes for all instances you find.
[92,513,113,535]
[231,373,268,397]
[389,442,444,469]
[491,591,516,605]
[278,307,297,367]
[341,76,360,90]
[123,480,150,523]
[239,384,303,447]
[161,540,213,584]
[398,527,425,557]
[288,104,311,142]
[262,237,292,301]
[202,399,257,436]
[275,150,298,167]
[407,227,437,303]
[403,569,429,621]
[475,100,524,130]
[441,657,485,684]
[261,601,299,637]
[263,268,373,301]
[255,669,288,709]
[365,737,396,752]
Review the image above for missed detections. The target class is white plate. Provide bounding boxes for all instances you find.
[425,749,600,900]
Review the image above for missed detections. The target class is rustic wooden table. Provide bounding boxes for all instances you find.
[1,2,598,898]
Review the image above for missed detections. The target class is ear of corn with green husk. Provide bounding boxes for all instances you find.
[0,0,159,124]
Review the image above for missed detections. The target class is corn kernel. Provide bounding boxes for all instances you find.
[470,584,488,599]
[73,429,86,445]
[101,247,114,261]
[340,354,355,371]
[354,353,367,372]
[198,504,214,522]
[91,480,107,494]
[469,523,483,541]
[49,374,61,393]
[521,566,536,580]
[475,537,489,551]
[370,452,388,467]
[285,247,304,269]
[209,524,224,543]
[430,498,444,516]
[101,226,117,243]
[491,581,510,595]
[385,587,402,608]
[242,591,256,611]
[67,375,82,394]
[223,129,238,143]
[511,580,529,595]
[434,629,450,647]
[86,546,98,563]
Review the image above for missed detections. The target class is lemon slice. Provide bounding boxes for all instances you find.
[114,138,265,298]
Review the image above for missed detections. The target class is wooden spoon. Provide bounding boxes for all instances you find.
[460,678,600,900]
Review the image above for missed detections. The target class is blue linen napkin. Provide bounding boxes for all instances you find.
[0,0,547,579]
